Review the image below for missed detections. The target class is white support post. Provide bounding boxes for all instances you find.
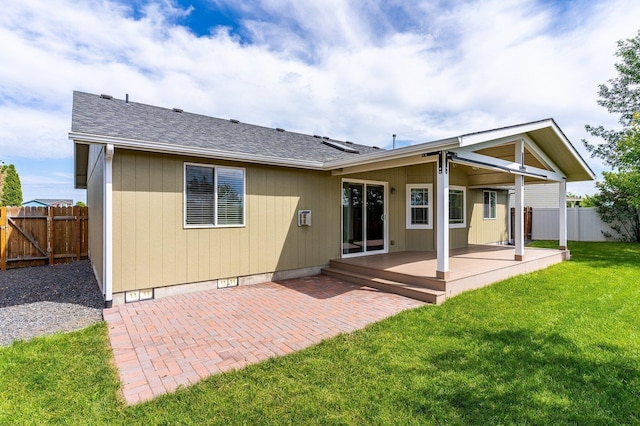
[514,140,525,261]
[104,144,114,308]
[436,151,450,279]
[559,179,567,250]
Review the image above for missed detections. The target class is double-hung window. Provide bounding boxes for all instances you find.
[406,184,433,229]
[483,190,497,220]
[449,186,466,228]
[184,163,245,227]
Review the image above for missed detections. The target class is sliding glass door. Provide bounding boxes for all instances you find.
[342,180,387,256]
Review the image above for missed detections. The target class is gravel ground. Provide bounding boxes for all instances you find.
[0,260,104,347]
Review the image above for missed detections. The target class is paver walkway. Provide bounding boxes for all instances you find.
[104,275,424,405]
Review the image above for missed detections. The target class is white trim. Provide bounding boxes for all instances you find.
[71,118,595,181]
[483,190,497,220]
[406,183,433,229]
[327,139,458,170]
[71,133,325,170]
[459,119,555,147]
[183,162,246,228]
[449,185,467,229]
[449,150,565,182]
[104,144,114,305]
[340,178,388,258]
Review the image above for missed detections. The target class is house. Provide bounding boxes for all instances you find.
[70,91,594,307]
[22,199,74,207]
[507,182,584,209]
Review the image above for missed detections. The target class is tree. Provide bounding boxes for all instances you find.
[592,171,640,242]
[584,31,640,167]
[75,201,87,207]
[583,31,640,241]
[0,164,23,206]
[580,194,598,207]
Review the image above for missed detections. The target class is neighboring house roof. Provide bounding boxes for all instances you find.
[70,91,595,189]
[23,199,73,207]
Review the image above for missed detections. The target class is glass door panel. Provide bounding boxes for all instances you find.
[342,181,386,256]
[342,182,364,255]
[366,185,385,252]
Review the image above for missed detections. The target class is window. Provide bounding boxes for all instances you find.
[483,190,497,219]
[449,186,466,228]
[184,163,245,227]
[406,184,432,229]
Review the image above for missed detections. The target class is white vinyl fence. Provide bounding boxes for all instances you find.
[531,207,617,242]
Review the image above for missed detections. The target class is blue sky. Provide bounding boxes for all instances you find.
[1,0,640,203]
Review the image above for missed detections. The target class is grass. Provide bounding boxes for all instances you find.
[1,242,639,424]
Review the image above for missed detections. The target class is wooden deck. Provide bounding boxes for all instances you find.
[322,245,569,304]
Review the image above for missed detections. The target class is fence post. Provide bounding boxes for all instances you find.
[74,206,81,261]
[0,207,6,271]
[47,207,54,265]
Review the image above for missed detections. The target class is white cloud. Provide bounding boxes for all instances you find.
[1,0,640,199]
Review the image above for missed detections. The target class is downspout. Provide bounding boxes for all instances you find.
[104,144,114,308]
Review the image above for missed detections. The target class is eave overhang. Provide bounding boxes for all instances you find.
[70,118,595,189]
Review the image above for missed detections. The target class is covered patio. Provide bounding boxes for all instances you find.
[323,245,569,304]
[326,119,594,303]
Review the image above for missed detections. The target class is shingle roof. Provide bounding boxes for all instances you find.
[71,91,381,163]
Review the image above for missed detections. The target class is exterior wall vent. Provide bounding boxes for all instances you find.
[218,277,238,288]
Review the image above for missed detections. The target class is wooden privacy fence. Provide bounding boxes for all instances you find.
[0,206,89,270]
[510,207,533,241]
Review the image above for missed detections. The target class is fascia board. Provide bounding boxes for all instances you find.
[68,132,325,170]
[458,120,554,147]
[546,120,596,180]
[323,137,460,170]
[459,119,595,181]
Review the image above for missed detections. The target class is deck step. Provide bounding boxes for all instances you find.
[322,267,446,304]
[328,259,446,291]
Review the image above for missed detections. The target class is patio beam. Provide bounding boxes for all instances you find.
[331,154,437,176]
[448,150,565,182]
[436,151,450,279]
[514,140,525,261]
[559,179,568,250]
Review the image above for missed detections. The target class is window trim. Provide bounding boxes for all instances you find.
[183,162,246,229]
[483,190,497,220]
[449,185,466,229]
[406,183,433,229]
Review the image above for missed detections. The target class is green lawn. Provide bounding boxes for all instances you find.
[1,242,639,424]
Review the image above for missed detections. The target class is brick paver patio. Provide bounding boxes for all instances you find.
[104,275,424,405]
